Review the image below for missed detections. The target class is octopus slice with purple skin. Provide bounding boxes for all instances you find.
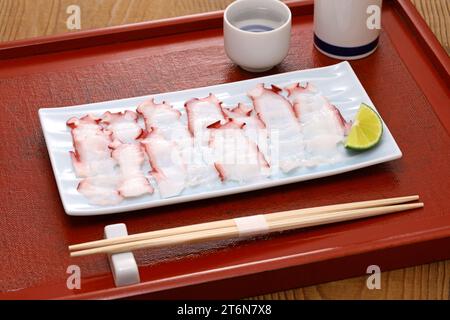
[285,83,352,135]
[222,103,254,118]
[67,114,123,205]
[100,110,143,144]
[137,98,192,151]
[183,94,230,183]
[247,84,304,173]
[67,114,117,178]
[141,129,187,198]
[138,98,219,187]
[184,93,227,140]
[222,103,270,163]
[285,82,352,164]
[77,176,123,206]
[207,119,270,183]
[109,140,154,198]
[222,103,262,126]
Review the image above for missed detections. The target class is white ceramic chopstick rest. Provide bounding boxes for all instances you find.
[234,215,269,237]
[104,223,140,287]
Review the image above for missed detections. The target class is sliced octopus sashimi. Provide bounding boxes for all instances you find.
[285,83,351,135]
[67,81,356,206]
[247,84,304,173]
[138,98,219,187]
[208,119,270,183]
[184,94,226,143]
[286,83,351,164]
[221,103,270,162]
[141,130,187,198]
[67,114,117,177]
[109,140,154,198]
[137,99,191,149]
[100,110,143,144]
[67,114,122,205]
[77,176,123,206]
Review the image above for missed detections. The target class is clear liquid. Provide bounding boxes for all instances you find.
[240,24,274,33]
[230,8,286,33]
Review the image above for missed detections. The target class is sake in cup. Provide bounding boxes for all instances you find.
[224,0,292,72]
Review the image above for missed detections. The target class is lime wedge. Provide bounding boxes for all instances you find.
[345,103,383,150]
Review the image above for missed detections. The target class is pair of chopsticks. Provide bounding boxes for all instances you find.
[69,195,423,257]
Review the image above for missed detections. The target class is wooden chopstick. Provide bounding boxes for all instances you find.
[70,202,423,257]
[69,195,419,252]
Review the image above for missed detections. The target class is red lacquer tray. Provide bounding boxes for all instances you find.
[0,0,449,299]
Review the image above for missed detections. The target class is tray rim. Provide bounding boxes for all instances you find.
[0,0,447,81]
[1,0,449,299]
[0,1,311,59]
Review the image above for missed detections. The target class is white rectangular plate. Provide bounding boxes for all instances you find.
[39,62,402,216]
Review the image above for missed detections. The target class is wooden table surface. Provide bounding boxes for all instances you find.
[0,0,448,300]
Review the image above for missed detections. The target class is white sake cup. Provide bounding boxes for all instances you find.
[314,0,383,60]
[224,0,292,72]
